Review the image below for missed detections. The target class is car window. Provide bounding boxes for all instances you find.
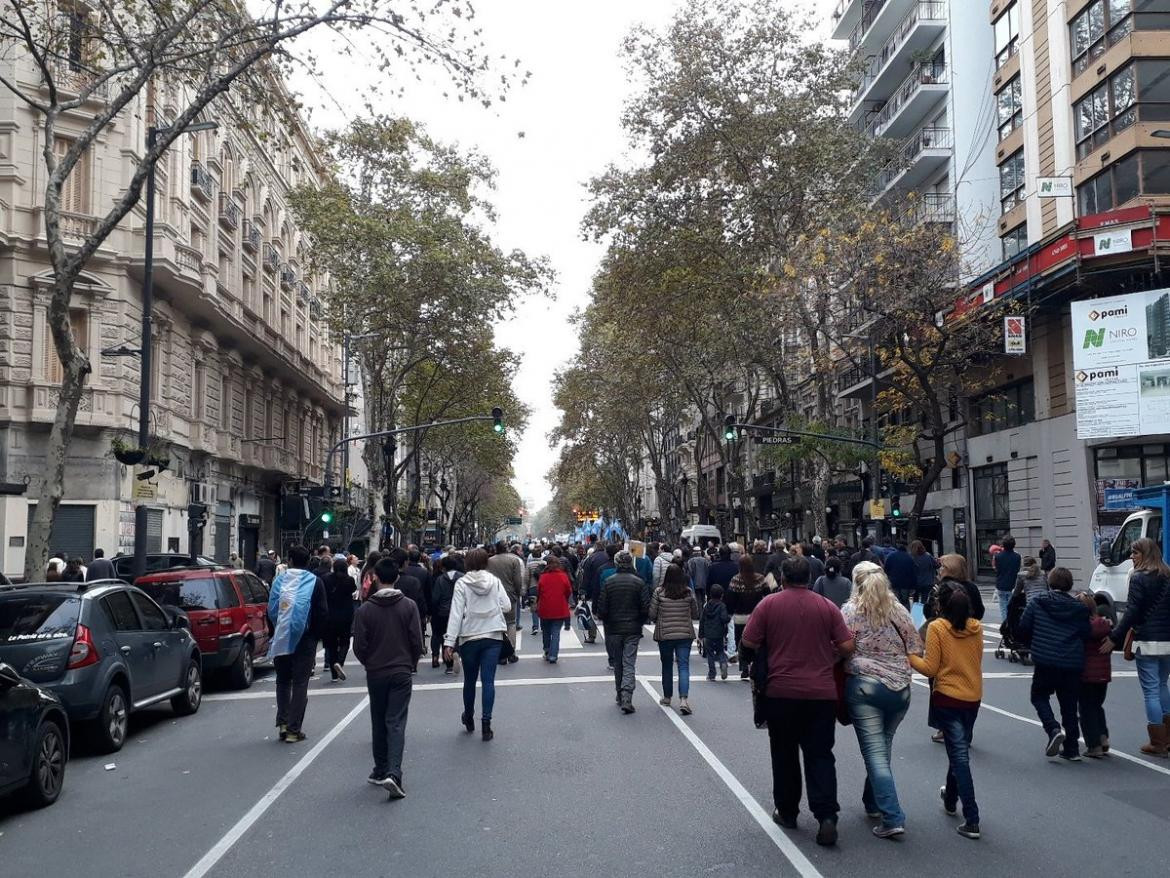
[239,574,268,605]
[1112,516,1145,564]
[130,591,169,631]
[216,577,241,608]
[139,578,219,611]
[0,594,81,642]
[1148,515,1163,551]
[102,591,141,631]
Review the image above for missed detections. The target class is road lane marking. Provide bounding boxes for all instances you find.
[206,676,617,701]
[183,696,370,878]
[910,679,1170,778]
[639,677,824,878]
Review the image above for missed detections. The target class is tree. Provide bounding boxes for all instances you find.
[3,0,523,579]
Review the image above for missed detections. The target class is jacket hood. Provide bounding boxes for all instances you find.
[369,587,404,605]
[462,569,498,596]
[946,618,982,638]
[1034,590,1088,622]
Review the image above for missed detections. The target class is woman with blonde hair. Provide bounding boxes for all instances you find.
[841,561,922,839]
[927,555,985,622]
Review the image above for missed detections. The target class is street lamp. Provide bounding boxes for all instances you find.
[132,119,217,581]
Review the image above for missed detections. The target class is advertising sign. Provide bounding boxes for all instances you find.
[1096,478,1141,511]
[1072,287,1170,439]
[1037,176,1073,198]
[1094,229,1134,256]
[1004,315,1026,354]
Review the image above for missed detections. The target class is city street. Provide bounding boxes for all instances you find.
[1,598,1167,877]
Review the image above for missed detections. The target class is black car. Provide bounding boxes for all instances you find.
[0,662,69,808]
[109,553,218,584]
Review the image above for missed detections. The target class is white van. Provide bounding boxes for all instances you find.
[1089,507,1163,616]
[680,524,722,549]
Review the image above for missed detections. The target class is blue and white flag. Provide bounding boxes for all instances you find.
[268,568,317,657]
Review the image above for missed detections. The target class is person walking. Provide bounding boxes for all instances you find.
[359,551,382,600]
[322,558,357,682]
[726,556,771,680]
[812,558,853,608]
[430,553,463,673]
[488,540,526,651]
[255,549,278,585]
[740,556,855,847]
[686,546,711,606]
[1040,539,1057,573]
[595,550,651,712]
[909,588,983,840]
[1018,566,1091,760]
[700,584,730,681]
[267,545,329,743]
[536,555,573,663]
[633,541,655,586]
[650,563,700,715]
[652,543,674,589]
[442,548,511,741]
[910,541,938,606]
[1014,556,1049,604]
[353,559,423,798]
[1103,537,1170,756]
[994,535,1022,621]
[86,548,115,582]
[841,562,922,839]
[1079,593,1113,758]
[927,555,986,622]
[883,542,916,609]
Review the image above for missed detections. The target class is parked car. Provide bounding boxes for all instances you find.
[0,662,69,808]
[0,581,202,753]
[109,553,218,584]
[135,567,271,689]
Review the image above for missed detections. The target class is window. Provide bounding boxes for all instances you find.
[997,77,1023,141]
[150,336,162,403]
[1074,64,1137,158]
[1145,150,1170,194]
[192,361,205,420]
[999,150,1025,214]
[130,592,168,631]
[1071,0,1130,75]
[994,4,1020,68]
[43,309,89,384]
[1002,224,1028,260]
[220,373,231,431]
[969,379,1035,436]
[64,2,94,69]
[139,578,219,611]
[973,462,1011,575]
[1078,151,1159,214]
[101,592,140,631]
[0,594,80,642]
[53,136,91,214]
[215,577,241,608]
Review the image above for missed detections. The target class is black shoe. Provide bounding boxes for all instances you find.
[772,809,797,829]
[368,771,386,786]
[816,817,838,847]
[507,654,520,664]
[381,774,406,799]
[620,701,635,714]
[482,720,494,742]
[615,691,622,704]
[283,730,306,743]
[939,786,957,816]
[461,711,474,732]
[956,823,981,840]
[1045,730,1066,757]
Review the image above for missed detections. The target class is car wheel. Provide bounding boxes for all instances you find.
[23,721,66,807]
[171,659,202,716]
[229,641,254,690]
[93,683,128,753]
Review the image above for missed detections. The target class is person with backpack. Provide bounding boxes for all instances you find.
[595,550,651,713]
[1103,537,1170,756]
[700,584,731,681]
[650,563,700,715]
[725,556,771,680]
[1017,566,1091,760]
[430,553,463,673]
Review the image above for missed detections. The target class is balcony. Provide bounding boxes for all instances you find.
[242,218,262,252]
[865,61,948,140]
[217,193,240,230]
[876,125,953,196]
[280,264,296,291]
[58,211,97,241]
[48,59,108,101]
[309,297,323,320]
[915,192,956,225]
[190,162,213,202]
[262,242,280,272]
[851,1,947,114]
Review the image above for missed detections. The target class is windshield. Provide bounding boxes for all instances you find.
[0,593,81,642]
[139,578,219,611]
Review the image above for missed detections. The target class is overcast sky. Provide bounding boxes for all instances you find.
[304,1,835,514]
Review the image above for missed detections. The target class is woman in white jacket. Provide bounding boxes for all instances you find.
[443,548,511,741]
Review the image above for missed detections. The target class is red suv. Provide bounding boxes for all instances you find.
[134,567,271,689]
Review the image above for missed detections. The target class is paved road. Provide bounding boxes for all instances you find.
[2,600,1168,877]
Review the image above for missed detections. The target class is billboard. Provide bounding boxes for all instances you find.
[1073,287,1170,439]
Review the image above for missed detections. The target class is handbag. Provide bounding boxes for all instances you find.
[1122,628,1136,661]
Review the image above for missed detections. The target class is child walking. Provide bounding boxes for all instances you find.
[1079,592,1113,758]
[701,584,731,680]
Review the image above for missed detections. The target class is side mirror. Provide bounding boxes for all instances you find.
[0,662,22,690]
[1098,540,1112,565]
[164,606,190,630]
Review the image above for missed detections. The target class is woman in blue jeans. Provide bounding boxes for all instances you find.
[1106,538,1170,755]
[650,563,700,715]
[840,562,923,838]
[443,548,511,741]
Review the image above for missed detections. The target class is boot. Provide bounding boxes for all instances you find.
[482,719,494,742]
[1164,714,1170,739]
[1141,722,1169,757]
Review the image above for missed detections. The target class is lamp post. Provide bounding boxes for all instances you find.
[132,119,217,582]
[340,330,380,505]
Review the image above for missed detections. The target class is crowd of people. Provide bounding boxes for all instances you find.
[248,530,1170,842]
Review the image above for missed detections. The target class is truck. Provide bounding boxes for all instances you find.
[1088,484,1170,620]
[680,524,722,549]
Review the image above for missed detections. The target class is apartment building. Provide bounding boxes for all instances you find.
[0,58,345,576]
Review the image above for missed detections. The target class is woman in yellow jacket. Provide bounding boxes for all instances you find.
[909,588,983,840]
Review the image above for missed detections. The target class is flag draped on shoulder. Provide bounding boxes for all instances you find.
[268,568,317,657]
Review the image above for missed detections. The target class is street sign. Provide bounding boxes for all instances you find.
[133,480,157,500]
[753,434,797,446]
[1037,176,1073,198]
[506,516,523,525]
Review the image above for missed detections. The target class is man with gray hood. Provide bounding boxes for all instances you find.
[595,549,652,713]
[354,558,424,799]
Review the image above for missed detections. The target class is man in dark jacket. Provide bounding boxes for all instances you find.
[1039,539,1056,573]
[255,550,278,585]
[883,542,917,608]
[266,545,329,743]
[708,545,738,591]
[354,557,423,797]
[579,539,612,607]
[595,550,651,713]
[995,535,1022,621]
[1018,567,1091,760]
[85,548,115,581]
[844,537,877,581]
[381,554,427,650]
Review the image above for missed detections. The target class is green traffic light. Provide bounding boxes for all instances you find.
[321,510,333,524]
[491,406,504,434]
[493,422,505,434]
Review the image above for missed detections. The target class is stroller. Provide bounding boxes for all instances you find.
[995,588,1032,665]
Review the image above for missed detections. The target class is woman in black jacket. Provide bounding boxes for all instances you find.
[1106,537,1170,756]
[925,554,985,622]
[322,558,357,681]
[430,553,464,672]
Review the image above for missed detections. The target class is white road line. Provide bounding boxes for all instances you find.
[638,678,824,878]
[183,696,370,878]
[207,676,618,701]
[910,679,1170,778]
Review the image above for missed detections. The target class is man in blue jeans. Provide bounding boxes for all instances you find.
[994,535,1021,621]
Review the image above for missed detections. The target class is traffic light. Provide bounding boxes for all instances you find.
[890,496,902,518]
[723,415,737,441]
[320,508,334,525]
[492,407,504,434]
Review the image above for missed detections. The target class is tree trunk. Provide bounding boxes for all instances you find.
[909,434,948,545]
[808,456,831,543]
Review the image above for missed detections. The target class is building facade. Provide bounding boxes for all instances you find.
[0,59,344,576]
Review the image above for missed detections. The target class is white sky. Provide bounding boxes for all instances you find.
[301,1,838,512]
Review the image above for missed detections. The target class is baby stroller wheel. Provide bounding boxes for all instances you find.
[1021,653,1033,666]
[995,648,1005,659]
[1008,652,1017,663]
